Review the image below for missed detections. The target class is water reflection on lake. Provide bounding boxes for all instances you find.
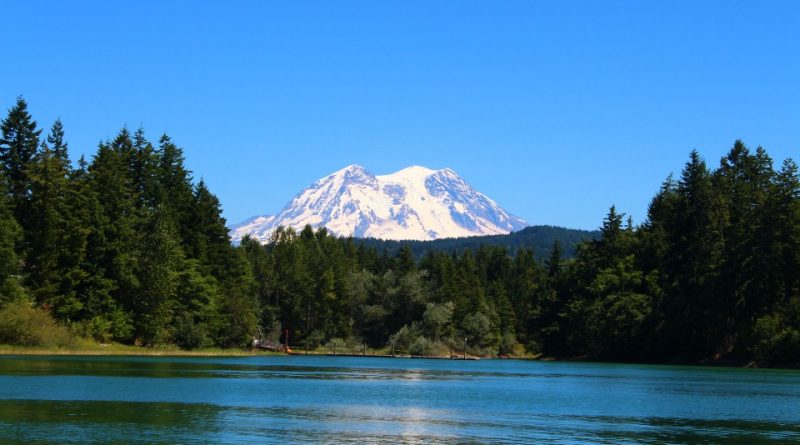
[0,355,798,444]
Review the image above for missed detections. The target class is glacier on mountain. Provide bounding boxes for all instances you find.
[230,164,527,242]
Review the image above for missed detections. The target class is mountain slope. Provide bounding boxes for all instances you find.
[230,164,527,242]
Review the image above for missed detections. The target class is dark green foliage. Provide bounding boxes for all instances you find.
[235,142,798,364]
[0,97,41,225]
[47,118,69,164]
[88,129,141,318]
[0,175,22,304]
[355,225,600,262]
[211,248,257,348]
[634,144,800,365]
[25,125,74,313]
[0,99,249,350]
[2,97,798,364]
[189,179,233,280]
[136,206,183,345]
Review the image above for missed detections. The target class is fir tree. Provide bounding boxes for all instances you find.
[190,179,233,280]
[156,134,194,240]
[132,127,160,209]
[47,118,69,165]
[546,240,562,279]
[137,206,185,345]
[0,97,42,235]
[25,134,72,313]
[88,129,141,323]
[0,173,22,305]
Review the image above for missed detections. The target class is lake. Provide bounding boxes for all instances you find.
[0,355,797,444]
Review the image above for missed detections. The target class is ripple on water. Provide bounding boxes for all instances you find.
[0,355,798,444]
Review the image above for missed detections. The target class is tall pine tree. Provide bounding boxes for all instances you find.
[25,122,74,315]
[0,173,22,305]
[0,97,42,241]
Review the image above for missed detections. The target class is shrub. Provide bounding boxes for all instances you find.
[0,300,74,347]
[388,323,422,353]
[499,332,525,356]
[751,312,800,366]
[409,336,434,356]
[174,315,207,350]
[462,311,497,350]
[326,337,346,354]
[305,330,326,349]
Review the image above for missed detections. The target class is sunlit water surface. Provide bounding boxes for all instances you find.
[0,355,798,444]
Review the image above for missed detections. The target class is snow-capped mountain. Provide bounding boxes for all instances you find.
[230,165,528,242]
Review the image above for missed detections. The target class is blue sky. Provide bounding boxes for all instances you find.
[3,1,798,230]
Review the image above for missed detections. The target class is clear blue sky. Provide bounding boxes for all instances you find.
[3,1,798,230]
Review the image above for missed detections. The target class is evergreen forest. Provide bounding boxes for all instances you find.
[1,98,798,367]
[354,225,599,262]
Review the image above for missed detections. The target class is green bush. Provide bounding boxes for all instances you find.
[388,323,422,352]
[751,313,800,366]
[325,337,346,354]
[174,315,207,350]
[0,300,74,347]
[81,308,134,344]
[89,316,113,343]
[462,311,497,350]
[499,332,525,356]
[305,330,326,349]
[409,336,434,356]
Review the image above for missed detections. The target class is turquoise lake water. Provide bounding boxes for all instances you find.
[0,355,798,444]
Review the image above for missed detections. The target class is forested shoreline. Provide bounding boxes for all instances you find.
[1,98,798,367]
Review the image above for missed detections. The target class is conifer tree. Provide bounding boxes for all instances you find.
[156,134,194,239]
[69,155,120,337]
[88,129,141,321]
[132,128,160,209]
[25,130,73,313]
[545,240,562,279]
[0,173,21,305]
[397,245,415,274]
[666,150,723,358]
[0,97,42,235]
[772,159,800,303]
[137,205,185,345]
[47,118,69,165]
[190,179,233,280]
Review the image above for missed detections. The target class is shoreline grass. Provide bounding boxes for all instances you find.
[0,339,280,357]
[0,345,787,368]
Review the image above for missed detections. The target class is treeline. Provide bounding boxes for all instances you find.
[238,142,799,365]
[1,97,798,366]
[0,98,256,348]
[354,225,599,262]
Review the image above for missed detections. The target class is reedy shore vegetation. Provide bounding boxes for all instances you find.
[1,98,798,367]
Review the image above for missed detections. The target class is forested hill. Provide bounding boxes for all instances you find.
[355,225,600,261]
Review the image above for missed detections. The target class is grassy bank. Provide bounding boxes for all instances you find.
[0,339,279,357]
[0,341,526,359]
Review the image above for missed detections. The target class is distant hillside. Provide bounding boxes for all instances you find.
[355,225,600,261]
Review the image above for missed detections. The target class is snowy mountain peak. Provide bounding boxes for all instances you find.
[390,165,437,176]
[230,165,528,242]
[330,164,371,177]
[320,164,376,186]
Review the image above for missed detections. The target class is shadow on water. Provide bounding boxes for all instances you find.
[0,399,222,444]
[0,355,531,381]
[0,399,797,445]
